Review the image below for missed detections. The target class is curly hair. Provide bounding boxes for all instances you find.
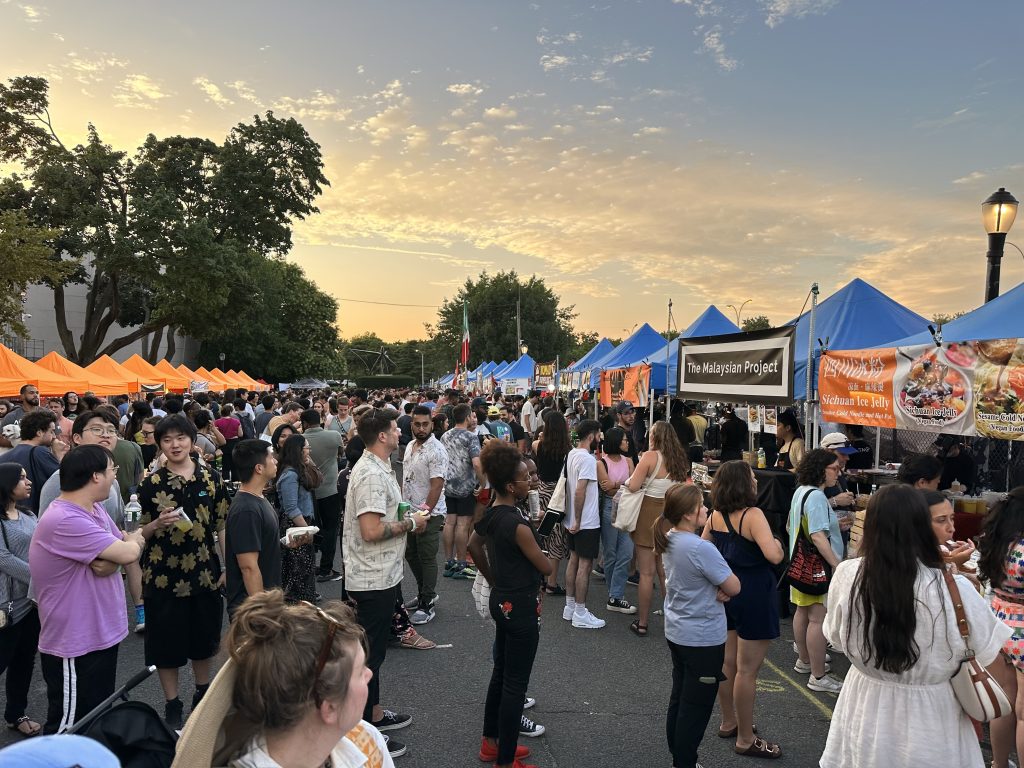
[480,439,523,494]
[796,448,837,487]
[649,421,690,481]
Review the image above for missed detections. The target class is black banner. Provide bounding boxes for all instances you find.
[677,326,796,405]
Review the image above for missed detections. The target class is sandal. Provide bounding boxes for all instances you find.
[8,716,41,737]
[629,620,648,637]
[735,736,781,759]
[718,724,757,739]
[398,629,436,650]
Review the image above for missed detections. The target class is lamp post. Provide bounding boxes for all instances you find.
[415,348,424,387]
[726,300,752,328]
[519,340,528,357]
[982,187,1019,303]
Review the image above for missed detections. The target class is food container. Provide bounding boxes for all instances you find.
[952,496,966,515]
[743,451,756,467]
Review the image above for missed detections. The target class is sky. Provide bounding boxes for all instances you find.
[3,0,1024,345]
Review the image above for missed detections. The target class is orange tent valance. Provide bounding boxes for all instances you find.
[0,345,89,397]
[36,351,130,397]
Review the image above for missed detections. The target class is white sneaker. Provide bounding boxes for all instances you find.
[794,659,831,674]
[571,609,606,629]
[409,607,435,625]
[562,605,574,621]
[791,642,831,663]
[807,673,843,694]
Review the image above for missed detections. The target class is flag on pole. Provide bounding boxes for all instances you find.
[460,302,470,371]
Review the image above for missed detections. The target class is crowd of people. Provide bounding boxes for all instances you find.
[0,381,1022,768]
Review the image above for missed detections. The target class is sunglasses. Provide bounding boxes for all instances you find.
[301,601,346,687]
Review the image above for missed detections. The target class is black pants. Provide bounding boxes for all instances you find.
[0,606,39,723]
[666,640,725,768]
[40,643,119,734]
[315,493,342,574]
[350,585,398,721]
[483,590,540,765]
[221,438,238,481]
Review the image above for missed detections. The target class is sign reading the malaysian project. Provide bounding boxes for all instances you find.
[677,327,796,405]
[818,339,1024,441]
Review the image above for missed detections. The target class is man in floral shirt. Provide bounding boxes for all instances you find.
[138,413,230,730]
[439,404,484,579]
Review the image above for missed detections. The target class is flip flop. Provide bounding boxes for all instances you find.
[8,716,41,737]
[735,736,781,759]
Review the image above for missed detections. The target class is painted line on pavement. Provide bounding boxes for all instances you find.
[762,658,835,719]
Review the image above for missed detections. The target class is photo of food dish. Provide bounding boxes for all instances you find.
[896,348,969,427]
[763,408,778,429]
[944,342,977,368]
[975,338,1018,366]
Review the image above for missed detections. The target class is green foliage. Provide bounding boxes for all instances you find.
[742,315,772,332]
[353,374,416,389]
[429,270,577,366]
[931,311,967,326]
[0,211,75,336]
[198,256,343,383]
[0,76,328,363]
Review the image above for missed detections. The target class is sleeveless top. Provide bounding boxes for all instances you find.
[536,447,567,483]
[710,508,770,571]
[603,455,630,487]
[644,451,673,499]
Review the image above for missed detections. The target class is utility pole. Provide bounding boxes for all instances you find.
[516,294,522,359]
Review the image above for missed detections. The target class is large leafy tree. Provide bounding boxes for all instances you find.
[198,254,343,383]
[429,270,577,366]
[0,76,328,363]
[0,211,74,337]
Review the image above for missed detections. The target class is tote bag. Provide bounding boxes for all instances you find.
[613,452,662,533]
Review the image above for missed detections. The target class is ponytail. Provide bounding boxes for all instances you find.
[653,483,704,554]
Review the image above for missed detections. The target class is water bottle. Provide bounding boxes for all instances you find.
[125,494,142,533]
[756,447,766,469]
[870,484,878,495]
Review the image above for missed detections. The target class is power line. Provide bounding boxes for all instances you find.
[338,297,440,308]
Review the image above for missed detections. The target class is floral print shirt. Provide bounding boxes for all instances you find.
[137,460,230,598]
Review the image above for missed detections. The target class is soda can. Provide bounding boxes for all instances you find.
[528,490,541,521]
[397,501,411,520]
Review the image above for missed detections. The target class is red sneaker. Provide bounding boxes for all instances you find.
[478,738,531,762]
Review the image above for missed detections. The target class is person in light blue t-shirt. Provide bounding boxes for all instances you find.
[654,483,740,768]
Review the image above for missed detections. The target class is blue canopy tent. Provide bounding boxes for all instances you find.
[494,355,535,391]
[560,338,615,389]
[885,280,1024,346]
[588,323,671,391]
[438,373,455,387]
[491,360,513,380]
[646,307,741,394]
[791,278,929,399]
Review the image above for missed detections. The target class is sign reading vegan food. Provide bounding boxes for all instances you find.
[677,327,796,405]
[818,338,1024,441]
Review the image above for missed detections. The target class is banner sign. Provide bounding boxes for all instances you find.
[600,365,651,407]
[502,377,531,397]
[535,363,555,389]
[190,380,209,392]
[677,327,796,405]
[818,339,1024,441]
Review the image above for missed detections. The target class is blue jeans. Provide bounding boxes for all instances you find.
[600,495,634,600]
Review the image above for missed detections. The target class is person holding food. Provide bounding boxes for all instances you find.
[935,435,977,494]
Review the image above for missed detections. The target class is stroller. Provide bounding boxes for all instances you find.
[66,665,178,768]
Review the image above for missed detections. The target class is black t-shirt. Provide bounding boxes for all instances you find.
[225,491,282,616]
[941,451,978,493]
[720,417,748,452]
[507,420,526,445]
[845,439,874,471]
[475,504,541,593]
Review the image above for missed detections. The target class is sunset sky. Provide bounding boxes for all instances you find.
[4,0,1024,342]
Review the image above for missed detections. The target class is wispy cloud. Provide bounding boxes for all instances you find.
[113,74,170,109]
[447,83,483,97]
[484,104,517,121]
[697,26,738,71]
[953,170,987,186]
[605,45,654,66]
[274,90,351,122]
[540,54,573,72]
[194,76,233,107]
[762,0,838,28]
[914,107,973,132]
[19,3,42,22]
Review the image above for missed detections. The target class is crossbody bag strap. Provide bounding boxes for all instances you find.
[0,515,13,609]
[942,568,973,652]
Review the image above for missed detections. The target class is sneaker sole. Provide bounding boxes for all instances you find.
[794,663,831,674]
[606,604,637,614]
[388,744,408,757]
[519,725,546,737]
[571,620,606,629]
[409,614,435,626]
[375,719,413,732]
[807,681,843,694]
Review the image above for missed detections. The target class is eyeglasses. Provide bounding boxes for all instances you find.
[301,601,346,685]
[142,430,155,437]
[84,426,119,437]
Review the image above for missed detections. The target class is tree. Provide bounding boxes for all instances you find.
[198,256,343,382]
[0,211,74,337]
[0,76,328,363]
[931,311,967,326]
[429,271,577,366]
[742,315,772,332]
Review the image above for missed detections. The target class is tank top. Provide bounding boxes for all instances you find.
[710,508,769,571]
[536,448,566,482]
[602,455,630,488]
[644,452,673,499]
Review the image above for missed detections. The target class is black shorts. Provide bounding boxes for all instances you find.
[144,589,224,669]
[445,495,476,518]
[566,528,601,560]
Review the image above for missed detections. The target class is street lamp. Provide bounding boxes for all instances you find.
[519,340,529,357]
[982,187,1018,303]
[726,300,752,327]
[415,348,425,387]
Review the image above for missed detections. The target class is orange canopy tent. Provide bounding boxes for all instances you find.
[0,345,89,397]
[236,371,268,391]
[153,359,192,392]
[223,369,253,389]
[211,368,245,388]
[36,351,130,397]
[120,354,174,390]
[85,355,146,392]
[177,364,205,388]
[194,366,232,390]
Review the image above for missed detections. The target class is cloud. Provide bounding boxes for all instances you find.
[953,171,987,186]
[697,26,738,71]
[761,0,838,28]
[540,54,573,72]
[915,107,973,132]
[605,46,654,66]
[447,83,484,97]
[61,51,129,84]
[274,90,351,122]
[113,74,170,109]
[673,0,724,17]
[484,104,517,120]
[228,80,263,106]
[536,29,582,46]
[193,76,233,107]
[633,126,668,137]
[19,4,42,22]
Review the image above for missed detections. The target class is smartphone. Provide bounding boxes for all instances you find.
[536,509,564,537]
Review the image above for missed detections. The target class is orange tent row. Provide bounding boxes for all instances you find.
[0,344,269,397]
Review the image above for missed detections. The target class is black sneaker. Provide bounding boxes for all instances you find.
[316,569,343,583]
[191,684,210,711]
[626,572,640,586]
[384,735,407,757]
[519,714,546,737]
[372,708,412,732]
[164,697,184,730]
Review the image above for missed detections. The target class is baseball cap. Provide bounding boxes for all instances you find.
[0,735,120,768]
[614,401,635,414]
[820,432,857,454]
[471,396,487,409]
[487,405,500,417]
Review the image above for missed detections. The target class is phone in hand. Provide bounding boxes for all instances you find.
[536,509,564,537]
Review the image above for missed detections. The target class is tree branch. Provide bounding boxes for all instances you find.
[93,321,166,361]
[52,284,78,362]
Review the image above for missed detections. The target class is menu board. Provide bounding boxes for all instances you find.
[818,339,1024,440]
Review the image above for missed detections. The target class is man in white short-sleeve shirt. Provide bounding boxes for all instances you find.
[562,419,605,630]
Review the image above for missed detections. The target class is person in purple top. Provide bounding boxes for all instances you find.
[28,444,177,734]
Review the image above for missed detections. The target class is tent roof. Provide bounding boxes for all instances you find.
[120,354,173,389]
[36,351,129,397]
[85,355,145,392]
[177,363,205,384]
[194,367,233,389]
[495,355,535,381]
[0,345,89,396]
[152,359,192,391]
[589,323,667,371]
[886,280,1024,347]
[564,338,615,373]
[791,278,928,399]
[682,306,740,338]
[211,368,248,388]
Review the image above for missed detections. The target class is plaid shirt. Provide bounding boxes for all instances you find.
[343,450,406,591]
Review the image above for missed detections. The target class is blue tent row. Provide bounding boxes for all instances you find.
[645,306,741,395]
[495,354,535,382]
[790,278,928,399]
[887,280,1024,346]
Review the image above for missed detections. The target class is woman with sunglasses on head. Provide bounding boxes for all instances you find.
[468,441,553,768]
[0,463,41,737]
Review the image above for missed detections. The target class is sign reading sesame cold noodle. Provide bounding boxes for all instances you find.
[676,327,796,405]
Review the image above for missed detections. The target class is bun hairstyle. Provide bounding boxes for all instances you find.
[653,483,704,555]
[226,590,367,730]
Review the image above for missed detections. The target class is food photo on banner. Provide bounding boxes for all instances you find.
[676,326,796,405]
[818,338,1024,440]
[534,363,555,390]
[600,365,651,406]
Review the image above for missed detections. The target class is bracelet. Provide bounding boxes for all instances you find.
[406,518,415,533]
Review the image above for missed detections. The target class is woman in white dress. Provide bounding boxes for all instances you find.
[820,484,1011,768]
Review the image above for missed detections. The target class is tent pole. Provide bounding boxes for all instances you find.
[804,283,819,448]
[874,427,881,469]
[665,299,673,421]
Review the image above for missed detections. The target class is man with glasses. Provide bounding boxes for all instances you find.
[5,409,67,513]
[137,413,231,730]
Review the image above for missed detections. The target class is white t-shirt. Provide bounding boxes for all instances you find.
[566,447,599,530]
[520,400,537,434]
